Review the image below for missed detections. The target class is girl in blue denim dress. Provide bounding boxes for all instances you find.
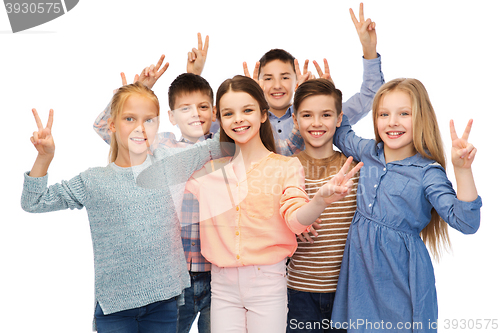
[330,78,482,332]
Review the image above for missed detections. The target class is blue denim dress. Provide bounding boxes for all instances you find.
[331,116,482,332]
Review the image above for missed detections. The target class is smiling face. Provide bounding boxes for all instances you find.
[259,60,297,115]
[293,94,342,159]
[218,90,267,148]
[376,90,416,162]
[168,91,215,143]
[109,94,159,167]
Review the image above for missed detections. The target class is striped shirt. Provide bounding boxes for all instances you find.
[287,151,359,293]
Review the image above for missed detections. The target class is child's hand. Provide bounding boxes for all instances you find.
[312,59,333,83]
[243,61,265,90]
[120,72,139,86]
[297,218,321,244]
[187,33,209,75]
[136,54,170,89]
[243,61,260,82]
[30,108,55,156]
[350,3,377,60]
[450,119,476,169]
[294,59,313,88]
[315,156,363,206]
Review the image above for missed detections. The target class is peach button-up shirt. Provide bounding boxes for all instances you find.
[185,152,310,267]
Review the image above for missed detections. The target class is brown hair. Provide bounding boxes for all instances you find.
[372,78,449,259]
[108,82,160,163]
[293,78,343,115]
[215,75,276,156]
[168,73,214,110]
[258,48,296,77]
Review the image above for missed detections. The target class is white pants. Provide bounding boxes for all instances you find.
[210,260,288,333]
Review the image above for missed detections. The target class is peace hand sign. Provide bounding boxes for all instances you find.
[187,33,209,75]
[119,54,169,90]
[137,54,170,89]
[350,3,377,59]
[316,156,363,205]
[450,119,476,169]
[243,61,265,90]
[30,108,55,156]
[120,72,139,86]
[312,58,333,83]
[243,61,260,82]
[294,58,313,88]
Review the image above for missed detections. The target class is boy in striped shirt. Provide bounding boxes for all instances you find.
[287,79,360,333]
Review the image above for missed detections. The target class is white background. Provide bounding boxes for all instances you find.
[1,1,498,332]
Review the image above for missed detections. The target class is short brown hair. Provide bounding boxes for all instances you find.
[258,49,296,77]
[168,73,213,110]
[293,79,342,116]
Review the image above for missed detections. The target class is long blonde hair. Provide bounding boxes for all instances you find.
[108,82,160,163]
[372,78,450,259]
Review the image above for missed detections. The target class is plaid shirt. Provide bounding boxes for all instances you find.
[93,103,304,272]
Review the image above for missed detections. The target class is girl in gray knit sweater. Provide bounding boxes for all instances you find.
[21,82,221,332]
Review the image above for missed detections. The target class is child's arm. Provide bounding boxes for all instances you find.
[422,119,481,235]
[333,114,372,162]
[29,109,55,178]
[340,3,384,125]
[350,3,377,61]
[187,33,209,75]
[23,109,86,213]
[136,131,222,190]
[93,55,169,144]
[450,119,478,202]
[295,157,363,226]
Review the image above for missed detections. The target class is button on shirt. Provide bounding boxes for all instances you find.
[331,114,482,329]
[185,153,310,267]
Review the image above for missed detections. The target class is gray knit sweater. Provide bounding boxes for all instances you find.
[21,139,221,316]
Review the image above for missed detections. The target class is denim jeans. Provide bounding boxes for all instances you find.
[94,298,178,333]
[287,288,346,333]
[177,271,211,333]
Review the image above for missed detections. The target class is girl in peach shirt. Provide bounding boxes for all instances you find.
[185,75,362,333]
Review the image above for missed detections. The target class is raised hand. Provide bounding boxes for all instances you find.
[137,54,170,89]
[294,59,313,88]
[120,72,139,86]
[31,108,55,156]
[243,61,260,82]
[350,3,377,59]
[316,157,363,205]
[187,33,209,75]
[313,58,333,83]
[450,119,476,169]
[243,61,265,91]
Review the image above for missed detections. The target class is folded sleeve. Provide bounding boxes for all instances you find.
[21,172,87,213]
[279,158,310,234]
[423,164,481,234]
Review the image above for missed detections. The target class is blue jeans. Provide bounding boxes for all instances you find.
[94,298,178,333]
[287,288,346,333]
[177,271,211,333]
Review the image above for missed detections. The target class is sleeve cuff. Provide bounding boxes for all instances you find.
[24,171,48,193]
[362,53,382,74]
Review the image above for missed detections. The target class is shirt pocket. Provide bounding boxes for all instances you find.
[385,172,410,196]
[242,191,275,220]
